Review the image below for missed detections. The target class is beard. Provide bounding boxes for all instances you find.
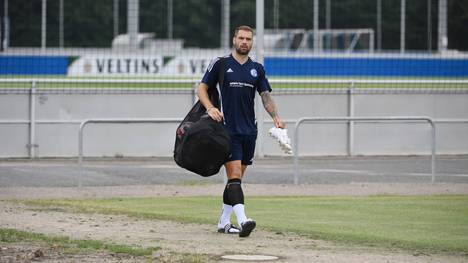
[235,44,251,55]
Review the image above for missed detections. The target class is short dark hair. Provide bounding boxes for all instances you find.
[234,25,254,37]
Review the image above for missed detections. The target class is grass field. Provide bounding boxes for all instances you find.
[23,195,468,254]
[0,76,467,90]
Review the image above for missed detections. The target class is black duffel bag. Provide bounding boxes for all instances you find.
[174,115,230,176]
[173,57,230,177]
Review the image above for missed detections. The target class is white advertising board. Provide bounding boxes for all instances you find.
[67,54,217,76]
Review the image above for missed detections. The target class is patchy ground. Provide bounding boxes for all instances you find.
[1,183,468,263]
[0,243,149,263]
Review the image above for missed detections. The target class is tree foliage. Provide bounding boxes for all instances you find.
[4,0,467,51]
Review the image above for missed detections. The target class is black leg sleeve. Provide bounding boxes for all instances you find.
[223,178,244,206]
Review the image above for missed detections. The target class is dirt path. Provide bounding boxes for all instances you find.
[1,183,468,262]
[2,182,468,200]
[1,201,466,263]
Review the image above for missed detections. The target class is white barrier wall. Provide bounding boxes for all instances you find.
[1,85,468,158]
[351,92,468,155]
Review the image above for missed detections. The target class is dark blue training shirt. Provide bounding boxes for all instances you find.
[201,54,272,135]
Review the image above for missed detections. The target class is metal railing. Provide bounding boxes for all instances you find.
[1,77,468,91]
[1,78,468,159]
[2,115,466,186]
[0,78,197,158]
[293,116,437,184]
[77,118,182,187]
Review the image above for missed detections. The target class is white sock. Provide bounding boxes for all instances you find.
[233,204,248,225]
[218,204,233,228]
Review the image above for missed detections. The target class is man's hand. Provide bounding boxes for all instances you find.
[198,83,224,122]
[273,116,285,129]
[207,107,224,122]
[260,91,285,128]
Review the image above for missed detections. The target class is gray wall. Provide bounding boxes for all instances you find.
[1,87,467,158]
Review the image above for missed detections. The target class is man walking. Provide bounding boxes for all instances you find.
[198,25,284,237]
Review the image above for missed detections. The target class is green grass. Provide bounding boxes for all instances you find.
[1,82,466,90]
[0,76,467,89]
[0,81,194,89]
[4,85,468,90]
[23,195,468,253]
[0,228,159,256]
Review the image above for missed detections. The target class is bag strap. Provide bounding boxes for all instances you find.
[218,57,226,93]
[216,57,226,122]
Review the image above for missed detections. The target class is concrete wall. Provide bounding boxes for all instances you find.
[1,88,468,158]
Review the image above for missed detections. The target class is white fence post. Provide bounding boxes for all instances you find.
[28,80,37,158]
[348,82,355,156]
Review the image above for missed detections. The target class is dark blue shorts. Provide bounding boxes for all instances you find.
[227,134,257,165]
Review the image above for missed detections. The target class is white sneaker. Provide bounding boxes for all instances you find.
[218,223,240,234]
[268,127,293,154]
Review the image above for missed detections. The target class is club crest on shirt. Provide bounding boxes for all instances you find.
[250,69,258,77]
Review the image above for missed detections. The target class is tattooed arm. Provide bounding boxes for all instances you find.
[260,91,285,128]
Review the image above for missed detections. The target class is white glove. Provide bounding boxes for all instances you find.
[268,127,293,154]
